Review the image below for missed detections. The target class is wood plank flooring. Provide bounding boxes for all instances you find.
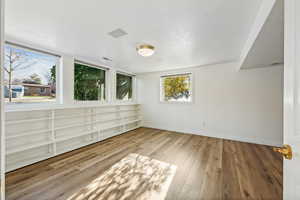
[6,128,283,200]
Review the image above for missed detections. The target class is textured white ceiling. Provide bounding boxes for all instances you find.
[5,0,263,73]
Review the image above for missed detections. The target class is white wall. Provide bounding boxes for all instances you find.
[137,62,283,146]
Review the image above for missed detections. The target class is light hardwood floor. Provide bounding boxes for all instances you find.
[6,128,283,200]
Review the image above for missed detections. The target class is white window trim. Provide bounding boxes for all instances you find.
[115,71,136,103]
[73,60,108,103]
[4,42,62,110]
[159,72,194,104]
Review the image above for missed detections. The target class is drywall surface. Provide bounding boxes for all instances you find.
[137,62,283,146]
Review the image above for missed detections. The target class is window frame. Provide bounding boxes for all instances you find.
[115,71,135,102]
[4,42,62,109]
[159,72,194,104]
[73,60,108,103]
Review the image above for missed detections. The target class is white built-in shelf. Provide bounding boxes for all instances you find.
[5,104,142,171]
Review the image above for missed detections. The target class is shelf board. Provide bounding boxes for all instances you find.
[6,141,53,155]
[56,140,95,155]
[54,121,93,131]
[127,125,140,131]
[100,119,141,131]
[122,114,140,119]
[6,129,52,140]
[5,119,141,140]
[121,119,142,126]
[55,112,92,120]
[94,117,122,124]
[7,153,54,172]
[6,117,52,125]
[100,125,140,141]
[55,110,127,119]
[94,110,119,115]
[119,109,140,112]
[6,103,139,113]
[100,124,123,131]
[56,130,97,143]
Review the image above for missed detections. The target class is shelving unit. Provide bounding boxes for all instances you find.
[5,104,142,171]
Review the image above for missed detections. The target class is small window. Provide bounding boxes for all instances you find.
[40,87,46,93]
[74,62,106,101]
[160,73,192,103]
[3,43,60,104]
[116,73,133,101]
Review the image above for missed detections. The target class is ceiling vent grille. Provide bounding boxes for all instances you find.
[102,57,112,62]
[108,28,127,38]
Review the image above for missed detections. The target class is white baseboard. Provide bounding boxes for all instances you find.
[142,124,282,147]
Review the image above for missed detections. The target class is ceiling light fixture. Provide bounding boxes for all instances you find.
[136,44,155,57]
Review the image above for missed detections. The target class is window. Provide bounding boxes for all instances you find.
[160,73,192,102]
[3,43,60,104]
[116,73,133,101]
[40,88,46,93]
[74,62,106,101]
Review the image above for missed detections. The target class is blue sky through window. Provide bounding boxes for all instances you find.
[4,45,59,85]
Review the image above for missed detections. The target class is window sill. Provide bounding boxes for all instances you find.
[159,100,193,105]
[115,100,134,103]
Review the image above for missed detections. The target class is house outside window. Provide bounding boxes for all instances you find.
[3,43,60,104]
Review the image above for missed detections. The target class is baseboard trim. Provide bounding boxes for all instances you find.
[141,125,282,147]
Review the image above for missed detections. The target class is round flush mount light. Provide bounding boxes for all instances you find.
[136,44,155,57]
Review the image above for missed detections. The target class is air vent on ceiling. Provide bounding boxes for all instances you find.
[271,62,282,66]
[102,57,112,62]
[108,28,128,38]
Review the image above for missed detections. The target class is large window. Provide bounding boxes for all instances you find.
[74,62,106,101]
[3,43,60,104]
[116,73,133,101]
[160,73,192,102]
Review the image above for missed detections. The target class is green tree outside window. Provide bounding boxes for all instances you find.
[74,63,106,101]
[116,73,132,100]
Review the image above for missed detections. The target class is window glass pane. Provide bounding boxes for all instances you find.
[74,63,106,101]
[116,73,133,100]
[4,44,59,104]
[161,74,192,102]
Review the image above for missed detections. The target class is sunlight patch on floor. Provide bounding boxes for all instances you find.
[68,153,177,200]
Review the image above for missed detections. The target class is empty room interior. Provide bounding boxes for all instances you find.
[1,0,300,199]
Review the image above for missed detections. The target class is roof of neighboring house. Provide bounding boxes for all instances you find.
[4,81,51,88]
[22,83,51,88]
